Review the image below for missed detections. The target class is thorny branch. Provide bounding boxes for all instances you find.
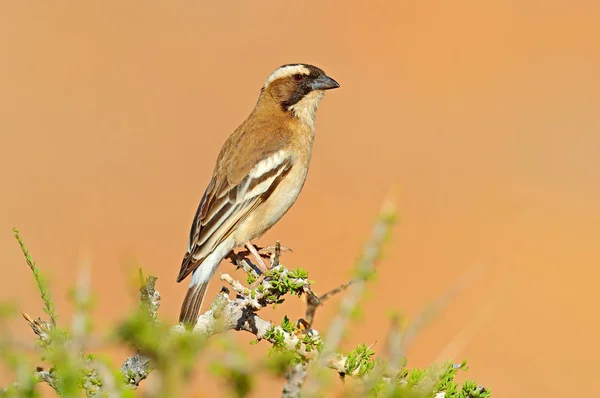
[304,279,357,327]
[19,249,374,396]
[12,195,488,397]
[17,192,398,397]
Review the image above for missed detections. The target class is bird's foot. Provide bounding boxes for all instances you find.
[245,241,270,273]
[256,244,293,267]
[257,244,293,257]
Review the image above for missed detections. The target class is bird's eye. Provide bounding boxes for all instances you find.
[293,74,304,82]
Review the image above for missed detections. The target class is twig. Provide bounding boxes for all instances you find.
[139,269,161,325]
[304,279,358,327]
[35,370,57,390]
[385,313,403,372]
[323,194,396,353]
[397,263,484,358]
[319,280,357,302]
[435,291,498,363]
[121,353,152,387]
[282,364,308,398]
[13,228,57,326]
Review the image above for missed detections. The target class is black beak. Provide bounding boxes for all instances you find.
[311,74,340,91]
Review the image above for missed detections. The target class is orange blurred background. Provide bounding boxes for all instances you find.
[1,1,599,396]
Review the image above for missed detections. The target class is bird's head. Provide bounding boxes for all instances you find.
[261,63,339,126]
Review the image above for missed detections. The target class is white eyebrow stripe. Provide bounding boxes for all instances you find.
[263,65,310,88]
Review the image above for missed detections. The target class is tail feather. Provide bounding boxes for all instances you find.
[179,282,210,327]
[177,238,236,328]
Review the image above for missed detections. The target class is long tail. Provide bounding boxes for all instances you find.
[179,279,211,326]
[178,239,235,327]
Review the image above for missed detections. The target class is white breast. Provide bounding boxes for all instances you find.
[264,164,308,224]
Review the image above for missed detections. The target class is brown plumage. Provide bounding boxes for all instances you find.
[177,64,339,326]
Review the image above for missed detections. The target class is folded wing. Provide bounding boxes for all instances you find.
[176,149,293,282]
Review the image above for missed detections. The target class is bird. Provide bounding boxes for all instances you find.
[177,63,340,326]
